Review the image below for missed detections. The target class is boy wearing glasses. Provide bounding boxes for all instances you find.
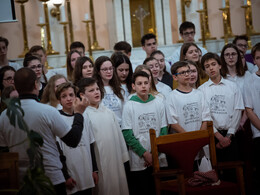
[166,61,211,134]
[233,35,256,73]
[199,53,244,165]
[168,21,207,65]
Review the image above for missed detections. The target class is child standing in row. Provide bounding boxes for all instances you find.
[55,82,98,195]
[77,78,129,195]
[122,71,168,195]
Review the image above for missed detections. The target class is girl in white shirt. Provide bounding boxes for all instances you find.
[93,56,124,125]
[111,52,133,100]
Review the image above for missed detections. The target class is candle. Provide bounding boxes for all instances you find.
[84,13,89,20]
[199,2,203,10]
[222,0,226,7]
[61,6,66,22]
[39,16,44,24]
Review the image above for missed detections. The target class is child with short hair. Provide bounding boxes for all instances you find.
[55,82,98,195]
[199,52,244,163]
[122,71,168,195]
[243,43,260,191]
[166,61,211,134]
[77,78,129,195]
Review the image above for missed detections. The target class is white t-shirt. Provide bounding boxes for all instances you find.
[121,95,168,171]
[57,112,95,194]
[243,73,260,138]
[246,61,256,73]
[121,83,130,101]
[167,45,207,66]
[199,78,244,134]
[166,89,211,132]
[9,61,22,70]
[101,86,123,125]
[156,81,172,99]
[226,71,251,95]
[0,99,71,185]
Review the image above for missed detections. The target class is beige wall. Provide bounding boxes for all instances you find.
[1,0,260,60]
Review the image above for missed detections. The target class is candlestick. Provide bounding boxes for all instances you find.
[36,23,46,49]
[220,0,235,39]
[202,0,216,40]
[196,10,207,49]
[82,20,94,61]
[219,8,229,45]
[39,0,59,55]
[60,21,69,54]
[241,0,260,38]
[15,0,29,58]
[89,0,104,51]
[66,0,74,43]
[177,0,186,43]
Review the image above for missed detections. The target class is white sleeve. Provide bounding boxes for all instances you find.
[159,102,168,128]
[234,84,244,110]
[49,109,71,138]
[228,109,242,134]
[243,77,253,109]
[166,96,179,125]
[201,92,211,122]
[121,102,133,130]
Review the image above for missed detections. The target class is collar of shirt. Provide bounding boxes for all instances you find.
[208,77,226,87]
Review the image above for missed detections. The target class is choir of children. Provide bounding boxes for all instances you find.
[0,32,260,195]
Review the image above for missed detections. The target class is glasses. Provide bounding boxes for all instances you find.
[100,67,114,72]
[29,64,43,70]
[3,76,14,82]
[182,31,195,37]
[190,69,197,74]
[237,43,248,48]
[175,70,191,76]
[224,52,238,58]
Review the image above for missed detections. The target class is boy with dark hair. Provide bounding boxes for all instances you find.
[113,41,132,58]
[70,41,85,56]
[166,61,210,134]
[0,36,21,70]
[141,33,157,58]
[77,77,129,195]
[232,35,256,73]
[244,43,260,192]
[168,21,207,65]
[199,53,244,164]
[122,71,167,195]
[55,82,98,195]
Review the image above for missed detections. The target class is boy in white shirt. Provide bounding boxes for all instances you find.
[55,82,98,195]
[199,53,244,163]
[122,71,168,195]
[166,61,211,134]
[243,43,260,192]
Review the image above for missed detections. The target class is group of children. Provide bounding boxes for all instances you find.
[1,27,260,195]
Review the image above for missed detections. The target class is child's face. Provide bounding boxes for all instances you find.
[70,52,81,69]
[189,64,198,86]
[153,53,165,73]
[83,83,101,107]
[60,87,75,111]
[82,60,94,78]
[185,45,199,62]
[204,59,221,80]
[28,59,42,79]
[146,59,160,79]
[116,63,129,83]
[173,66,191,85]
[223,47,238,67]
[253,50,260,69]
[99,61,114,83]
[132,76,150,99]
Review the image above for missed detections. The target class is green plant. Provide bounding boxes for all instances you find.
[3,98,56,195]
